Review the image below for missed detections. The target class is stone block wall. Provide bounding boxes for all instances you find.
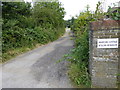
[89,20,120,88]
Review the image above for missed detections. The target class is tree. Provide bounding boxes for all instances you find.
[65,17,75,29]
[32,1,65,28]
[2,2,31,20]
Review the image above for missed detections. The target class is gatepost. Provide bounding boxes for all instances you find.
[89,20,120,88]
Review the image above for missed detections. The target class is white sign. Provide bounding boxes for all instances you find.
[97,38,119,48]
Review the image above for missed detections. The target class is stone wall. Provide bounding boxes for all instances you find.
[89,20,120,88]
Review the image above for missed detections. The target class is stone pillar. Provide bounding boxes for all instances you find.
[89,20,120,88]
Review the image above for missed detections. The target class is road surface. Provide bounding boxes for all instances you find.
[1,29,74,88]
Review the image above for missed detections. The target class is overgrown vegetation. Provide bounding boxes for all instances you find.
[65,1,120,88]
[64,3,105,88]
[2,1,65,62]
[66,10,94,88]
[65,17,75,28]
[107,5,120,20]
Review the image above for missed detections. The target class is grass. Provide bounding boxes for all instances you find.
[67,63,91,88]
[63,32,91,88]
[2,43,42,63]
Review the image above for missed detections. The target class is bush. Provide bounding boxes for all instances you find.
[64,2,108,87]
[107,6,120,20]
[66,29,90,87]
[64,6,97,87]
[2,1,65,62]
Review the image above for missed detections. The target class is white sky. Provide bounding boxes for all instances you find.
[25,0,120,20]
[59,0,120,20]
[59,0,100,20]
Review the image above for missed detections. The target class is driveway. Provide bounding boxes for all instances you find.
[1,29,74,88]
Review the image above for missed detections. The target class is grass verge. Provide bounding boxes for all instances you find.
[2,43,41,63]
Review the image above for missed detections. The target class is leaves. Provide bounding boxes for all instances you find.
[64,8,94,88]
[2,1,65,62]
[32,1,65,27]
[107,5,120,20]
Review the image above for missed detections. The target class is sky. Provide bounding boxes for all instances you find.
[59,0,120,20]
[25,0,120,20]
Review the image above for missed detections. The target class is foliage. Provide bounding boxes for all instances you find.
[66,2,120,87]
[2,1,65,62]
[65,17,75,28]
[107,6,120,20]
[67,31,91,87]
[94,1,105,20]
[65,2,105,87]
[2,2,31,20]
[32,1,65,27]
[65,10,93,88]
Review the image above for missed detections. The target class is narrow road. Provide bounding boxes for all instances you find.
[1,29,74,88]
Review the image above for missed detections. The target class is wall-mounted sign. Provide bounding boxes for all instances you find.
[97,38,119,48]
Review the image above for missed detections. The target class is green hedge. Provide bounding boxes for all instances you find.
[2,1,65,62]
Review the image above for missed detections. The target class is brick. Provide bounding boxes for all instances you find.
[91,20,120,30]
[89,20,120,88]
[92,76,117,88]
